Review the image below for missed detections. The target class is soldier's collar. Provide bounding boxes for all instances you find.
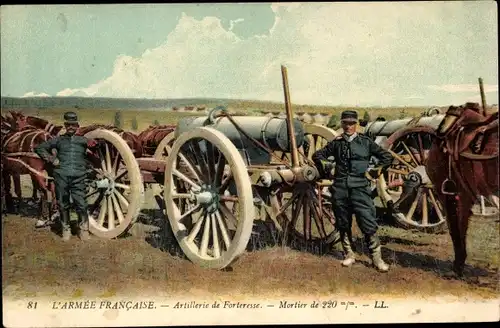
[342,132,358,142]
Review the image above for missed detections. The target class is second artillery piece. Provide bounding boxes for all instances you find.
[359,108,448,233]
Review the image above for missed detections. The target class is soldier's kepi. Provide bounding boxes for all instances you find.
[35,112,98,241]
[312,110,393,272]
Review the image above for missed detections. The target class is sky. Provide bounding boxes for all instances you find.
[1,2,498,107]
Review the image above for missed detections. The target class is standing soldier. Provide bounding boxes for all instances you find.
[35,112,97,241]
[312,110,393,272]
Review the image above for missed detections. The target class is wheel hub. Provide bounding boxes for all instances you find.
[196,184,220,213]
[95,177,115,196]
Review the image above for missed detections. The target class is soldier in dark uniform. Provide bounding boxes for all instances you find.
[312,110,393,272]
[35,112,97,241]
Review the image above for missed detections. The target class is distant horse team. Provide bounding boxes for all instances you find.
[1,104,498,280]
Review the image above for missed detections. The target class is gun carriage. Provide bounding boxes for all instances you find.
[80,66,340,269]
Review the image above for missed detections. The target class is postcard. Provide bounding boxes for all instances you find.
[2,2,498,326]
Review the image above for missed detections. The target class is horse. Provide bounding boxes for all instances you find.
[137,124,176,156]
[1,126,58,221]
[4,110,64,136]
[25,115,64,136]
[77,124,144,158]
[2,111,63,203]
[400,102,498,278]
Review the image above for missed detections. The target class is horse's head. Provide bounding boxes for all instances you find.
[8,111,29,130]
[25,115,49,129]
[25,116,63,136]
[436,105,467,136]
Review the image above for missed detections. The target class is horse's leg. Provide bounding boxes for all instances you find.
[33,175,50,228]
[31,176,39,203]
[36,188,50,228]
[444,191,474,278]
[13,173,22,199]
[49,180,59,222]
[2,170,15,213]
[12,173,22,210]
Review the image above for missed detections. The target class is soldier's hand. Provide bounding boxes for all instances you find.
[87,139,98,148]
[325,163,335,177]
[51,157,60,167]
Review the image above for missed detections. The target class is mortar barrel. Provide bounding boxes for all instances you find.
[363,114,445,138]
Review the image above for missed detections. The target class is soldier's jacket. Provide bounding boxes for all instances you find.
[35,133,92,177]
[312,133,393,188]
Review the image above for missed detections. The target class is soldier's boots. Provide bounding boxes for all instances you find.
[366,234,389,272]
[78,213,90,241]
[60,210,71,242]
[340,231,356,267]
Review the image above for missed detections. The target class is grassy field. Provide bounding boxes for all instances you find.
[1,99,434,132]
[2,177,499,300]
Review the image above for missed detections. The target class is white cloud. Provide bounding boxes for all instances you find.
[52,2,498,106]
[228,18,244,31]
[428,84,498,93]
[22,91,50,97]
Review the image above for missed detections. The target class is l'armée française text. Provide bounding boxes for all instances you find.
[52,300,156,310]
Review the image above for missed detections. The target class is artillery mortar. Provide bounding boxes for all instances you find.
[79,65,341,269]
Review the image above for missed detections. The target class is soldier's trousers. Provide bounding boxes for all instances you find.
[330,184,378,235]
[53,172,89,228]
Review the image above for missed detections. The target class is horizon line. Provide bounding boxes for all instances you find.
[1,95,489,109]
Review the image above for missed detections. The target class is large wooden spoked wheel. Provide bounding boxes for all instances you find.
[277,124,340,251]
[164,127,254,269]
[84,129,145,239]
[378,126,446,233]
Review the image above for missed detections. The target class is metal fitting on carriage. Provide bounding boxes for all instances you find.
[195,191,213,204]
[300,165,318,182]
[410,165,431,184]
[407,171,422,184]
[259,171,273,187]
[95,178,110,189]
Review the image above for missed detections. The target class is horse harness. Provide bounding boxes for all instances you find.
[2,128,52,153]
[437,106,498,199]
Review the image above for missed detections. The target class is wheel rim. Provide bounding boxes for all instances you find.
[152,131,176,209]
[84,129,144,238]
[379,127,447,230]
[472,195,500,217]
[164,127,254,269]
[153,131,176,161]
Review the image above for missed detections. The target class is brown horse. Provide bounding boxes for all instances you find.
[2,111,63,203]
[77,124,144,158]
[402,102,498,278]
[137,124,176,156]
[1,127,57,219]
[5,110,64,136]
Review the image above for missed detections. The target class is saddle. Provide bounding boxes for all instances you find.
[444,108,498,161]
[440,105,498,196]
